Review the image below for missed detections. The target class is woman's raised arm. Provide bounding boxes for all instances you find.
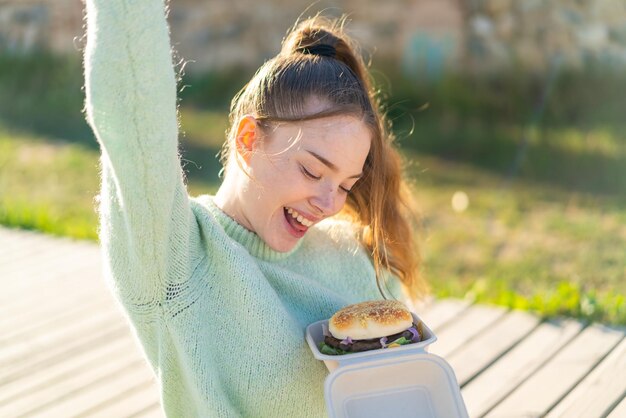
[84,0,199,316]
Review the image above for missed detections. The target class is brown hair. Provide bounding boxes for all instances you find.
[221,14,428,302]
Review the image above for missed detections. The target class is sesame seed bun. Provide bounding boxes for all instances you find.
[328,300,413,340]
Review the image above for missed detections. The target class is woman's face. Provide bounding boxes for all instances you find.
[240,114,371,252]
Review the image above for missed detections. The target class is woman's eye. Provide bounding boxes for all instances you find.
[300,165,321,180]
[300,164,352,193]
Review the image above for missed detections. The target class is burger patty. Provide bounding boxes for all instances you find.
[324,322,420,353]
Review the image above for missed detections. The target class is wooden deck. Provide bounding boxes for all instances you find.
[1,226,624,417]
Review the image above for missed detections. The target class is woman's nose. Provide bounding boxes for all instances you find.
[310,184,343,217]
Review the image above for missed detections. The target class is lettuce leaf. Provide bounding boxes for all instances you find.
[318,342,349,355]
[318,335,414,355]
[389,336,412,345]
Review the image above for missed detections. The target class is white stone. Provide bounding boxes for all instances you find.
[577,24,610,49]
[471,14,494,37]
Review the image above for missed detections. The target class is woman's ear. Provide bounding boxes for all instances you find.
[235,115,259,165]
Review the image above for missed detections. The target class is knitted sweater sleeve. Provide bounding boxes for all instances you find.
[84,0,198,316]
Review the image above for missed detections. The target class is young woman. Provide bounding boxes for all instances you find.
[84,0,426,416]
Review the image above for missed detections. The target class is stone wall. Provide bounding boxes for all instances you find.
[0,0,83,54]
[0,0,464,77]
[1,0,625,74]
[165,0,464,75]
[466,0,626,72]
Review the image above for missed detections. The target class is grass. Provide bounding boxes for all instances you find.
[0,128,99,239]
[1,108,625,325]
[0,115,222,240]
[0,53,91,142]
[408,153,626,324]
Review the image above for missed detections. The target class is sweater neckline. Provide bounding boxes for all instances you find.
[203,195,303,261]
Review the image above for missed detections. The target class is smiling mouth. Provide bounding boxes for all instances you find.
[283,207,314,237]
[285,207,314,227]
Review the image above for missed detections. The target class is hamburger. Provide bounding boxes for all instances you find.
[319,300,423,355]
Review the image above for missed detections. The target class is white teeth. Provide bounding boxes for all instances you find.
[286,207,313,227]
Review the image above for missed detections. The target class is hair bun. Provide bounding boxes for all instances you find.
[284,24,340,56]
[296,43,337,58]
[281,16,371,92]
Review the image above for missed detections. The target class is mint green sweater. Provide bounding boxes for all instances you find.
[84,1,403,416]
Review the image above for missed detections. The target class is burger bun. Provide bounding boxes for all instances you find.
[328,300,413,340]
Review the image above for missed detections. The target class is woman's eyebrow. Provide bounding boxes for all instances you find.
[305,150,362,179]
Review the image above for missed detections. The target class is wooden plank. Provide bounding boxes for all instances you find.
[0,306,124,370]
[0,260,100,303]
[418,298,472,332]
[0,337,139,406]
[0,228,57,262]
[607,395,626,418]
[76,380,162,418]
[0,286,112,338]
[1,242,100,282]
[0,305,123,369]
[0,228,163,417]
[0,230,45,263]
[5,229,624,418]
[0,254,103,294]
[0,354,143,416]
[8,359,154,417]
[447,309,540,385]
[130,402,166,418]
[0,274,97,317]
[0,321,128,386]
[0,251,102,303]
[545,336,626,418]
[0,228,98,268]
[0,243,77,282]
[0,233,93,272]
[485,324,624,418]
[429,304,507,358]
[0,227,96,253]
[461,318,583,418]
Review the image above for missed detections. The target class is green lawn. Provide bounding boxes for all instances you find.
[1,107,624,325]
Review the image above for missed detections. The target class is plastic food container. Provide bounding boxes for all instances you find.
[306,312,469,418]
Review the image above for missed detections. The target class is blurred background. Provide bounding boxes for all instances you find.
[1,0,624,324]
